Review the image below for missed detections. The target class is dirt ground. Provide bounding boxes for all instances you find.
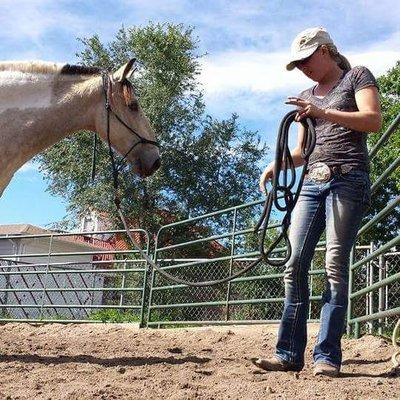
[0,323,398,400]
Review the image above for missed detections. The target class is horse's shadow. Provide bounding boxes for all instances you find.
[0,353,211,368]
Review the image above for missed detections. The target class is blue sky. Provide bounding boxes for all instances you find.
[0,0,399,227]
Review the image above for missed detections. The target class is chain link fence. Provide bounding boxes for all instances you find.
[147,248,350,327]
[148,238,399,332]
[350,249,400,337]
[0,228,398,332]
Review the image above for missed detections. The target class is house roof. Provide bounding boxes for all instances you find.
[0,224,114,252]
[0,224,51,236]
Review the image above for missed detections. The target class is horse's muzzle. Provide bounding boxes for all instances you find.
[134,148,160,177]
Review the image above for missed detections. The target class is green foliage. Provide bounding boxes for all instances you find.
[362,61,400,244]
[0,311,13,320]
[89,308,140,323]
[38,23,266,237]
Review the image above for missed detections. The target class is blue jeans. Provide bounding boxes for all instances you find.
[275,169,371,369]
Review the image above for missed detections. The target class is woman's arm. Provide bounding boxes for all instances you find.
[286,86,382,133]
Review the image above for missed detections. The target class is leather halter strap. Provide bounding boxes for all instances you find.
[101,72,159,191]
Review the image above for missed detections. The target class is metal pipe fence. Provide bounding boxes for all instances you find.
[346,112,400,337]
[0,228,150,325]
[147,112,399,331]
[0,113,398,336]
[348,249,400,338]
[147,194,337,327]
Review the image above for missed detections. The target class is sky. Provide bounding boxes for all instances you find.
[0,0,399,228]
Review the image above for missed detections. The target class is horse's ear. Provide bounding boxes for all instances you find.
[111,58,136,82]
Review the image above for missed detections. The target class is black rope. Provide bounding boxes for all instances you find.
[255,111,316,267]
[111,109,316,287]
[91,132,98,181]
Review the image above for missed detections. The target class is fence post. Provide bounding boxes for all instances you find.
[347,247,355,336]
[355,321,360,339]
[119,260,127,308]
[39,234,54,320]
[367,242,374,333]
[378,254,385,336]
[225,208,237,321]
[384,254,389,328]
[144,240,158,328]
[2,261,11,317]
[139,231,151,328]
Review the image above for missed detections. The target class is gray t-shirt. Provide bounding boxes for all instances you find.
[298,66,378,173]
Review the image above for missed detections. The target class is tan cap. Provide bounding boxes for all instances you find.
[286,27,334,71]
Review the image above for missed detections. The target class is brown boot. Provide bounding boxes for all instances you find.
[251,356,303,372]
[313,362,340,377]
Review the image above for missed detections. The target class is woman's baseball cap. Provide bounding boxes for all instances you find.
[286,27,334,71]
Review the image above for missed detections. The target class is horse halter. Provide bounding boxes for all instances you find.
[101,72,159,191]
[102,72,160,161]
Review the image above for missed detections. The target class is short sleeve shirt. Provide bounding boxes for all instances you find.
[298,66,378,173]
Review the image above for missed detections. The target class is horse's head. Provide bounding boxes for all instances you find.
[96,59,160,178]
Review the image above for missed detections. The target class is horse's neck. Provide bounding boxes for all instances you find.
[0,71,102,190]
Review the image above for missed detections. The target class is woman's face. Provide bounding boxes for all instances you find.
[295,46,329,82]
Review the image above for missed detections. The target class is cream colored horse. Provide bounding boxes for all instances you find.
[0,59,160,195]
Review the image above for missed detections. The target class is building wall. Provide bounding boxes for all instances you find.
[0,236,107,320]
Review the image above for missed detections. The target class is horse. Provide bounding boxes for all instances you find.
[0,59,160,196]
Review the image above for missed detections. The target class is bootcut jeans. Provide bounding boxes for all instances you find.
[275,169,371,369]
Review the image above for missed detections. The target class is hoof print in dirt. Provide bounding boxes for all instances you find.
[200,348,213,353]
[167,347,183,354]
[194,369,213,376]
[116,366,126,374]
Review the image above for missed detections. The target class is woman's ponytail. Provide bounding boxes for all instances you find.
[325,43,351,72]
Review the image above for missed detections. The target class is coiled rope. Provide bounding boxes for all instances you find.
[112,110,315,287]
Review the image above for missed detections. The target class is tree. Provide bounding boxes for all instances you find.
[360,61,400,245]
[39,23,266,237]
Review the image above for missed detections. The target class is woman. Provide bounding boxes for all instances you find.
[254,27,382,377]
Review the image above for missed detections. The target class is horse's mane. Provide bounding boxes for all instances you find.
[0,61,101,76]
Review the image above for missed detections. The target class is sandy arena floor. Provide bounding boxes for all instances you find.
[0,323,398,399]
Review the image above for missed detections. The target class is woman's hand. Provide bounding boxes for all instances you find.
[259,164,274,194]
[285,97,324,121]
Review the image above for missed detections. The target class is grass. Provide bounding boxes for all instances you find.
[88,308,141,323]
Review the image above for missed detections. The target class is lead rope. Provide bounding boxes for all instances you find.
[391,318,400,374]
[255,111,315,265]
[110,109,315,287]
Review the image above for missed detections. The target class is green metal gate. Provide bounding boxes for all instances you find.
[0,113,398,336]
[0,228,150,326]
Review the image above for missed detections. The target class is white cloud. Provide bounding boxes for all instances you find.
[349,51,400,77]
[17,161,39,174]
[0,1,89,42]
[200,48,400,98]
[0,1,117,61]
[199,43,400,124]
[199,51,306,95]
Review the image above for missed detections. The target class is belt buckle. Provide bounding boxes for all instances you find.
[308,162,331,183]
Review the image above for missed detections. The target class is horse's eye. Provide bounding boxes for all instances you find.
[128,101,139,112]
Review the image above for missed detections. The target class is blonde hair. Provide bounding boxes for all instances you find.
[324,43,351,72]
